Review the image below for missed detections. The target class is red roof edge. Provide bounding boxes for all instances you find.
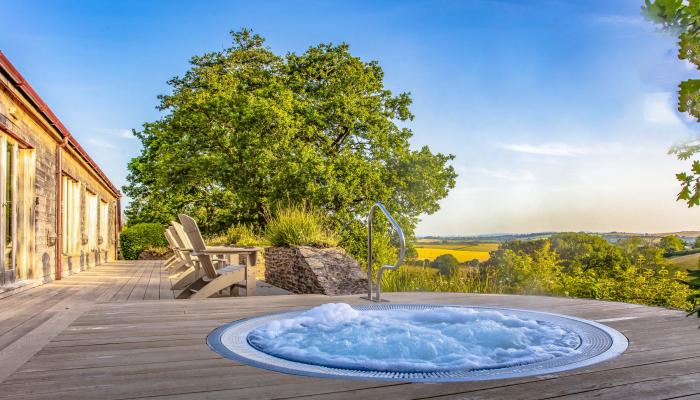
[0,51,121,198]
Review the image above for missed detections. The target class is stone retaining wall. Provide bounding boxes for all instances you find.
[264,246,367,295]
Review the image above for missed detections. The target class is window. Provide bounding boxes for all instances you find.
[99,200,109,250]
[85,191,98,251]
[61,176,81,254]
[0,135,34,284]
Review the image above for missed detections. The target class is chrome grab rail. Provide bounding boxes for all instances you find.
[365,202,405,302]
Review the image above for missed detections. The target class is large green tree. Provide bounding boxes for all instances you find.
[643,0,700,206]
[124,30,457,261]
[660,234,687,253]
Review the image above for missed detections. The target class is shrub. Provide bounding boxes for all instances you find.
[265,204,338,247]
[431,254,460,275]
[120,223,168,260]
[665,248,700,257]
[660,235,686,254]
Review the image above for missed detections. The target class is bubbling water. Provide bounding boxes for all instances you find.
[247,303,581,372]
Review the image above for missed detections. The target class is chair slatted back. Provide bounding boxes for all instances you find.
[172,222,193,249]
[164,227,177,250]
[169,225,196,267]
[165,227,184,261]
[178,214,218,279]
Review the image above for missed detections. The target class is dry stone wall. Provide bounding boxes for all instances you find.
[265,246,368,295]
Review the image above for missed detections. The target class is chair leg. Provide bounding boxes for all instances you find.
[189,269,246,299]
[245,263,256,296]
[176,278,208,299]
[164,255,177,266]
[167,260,188,276]
[172,268,198,290]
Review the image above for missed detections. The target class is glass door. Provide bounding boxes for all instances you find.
[0,137,17,285]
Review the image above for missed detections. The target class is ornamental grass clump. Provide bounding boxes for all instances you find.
[265,204,338,247]
[226,223,266,246]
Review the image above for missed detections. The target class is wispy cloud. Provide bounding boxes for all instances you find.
[502,143,590,157]
[89,138,118,149]
[643,92,681,125]
[474,168,537,182]
[118,129,136,139]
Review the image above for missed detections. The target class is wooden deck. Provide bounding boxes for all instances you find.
[0,260,697,399]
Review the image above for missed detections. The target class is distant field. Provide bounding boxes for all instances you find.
[668,252,700,273]
[414,242,498,263]
[416,243,500,252]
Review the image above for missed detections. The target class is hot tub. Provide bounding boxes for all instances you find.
[207,303,628,382]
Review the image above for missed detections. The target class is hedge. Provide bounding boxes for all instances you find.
[120,223,168,260]
[665,248,700,258]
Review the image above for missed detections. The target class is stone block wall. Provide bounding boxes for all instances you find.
[265,246,368,295]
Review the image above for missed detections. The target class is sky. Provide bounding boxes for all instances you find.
[1,0,699,235]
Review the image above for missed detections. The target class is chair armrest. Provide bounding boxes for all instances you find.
[193,247,261,255]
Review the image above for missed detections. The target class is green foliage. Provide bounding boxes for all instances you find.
[225,223,265,246]
[119,223,168,260]
[660,235,687,253]
[665,248,700,257]
[123,29,456,260]
[381,267,498,294]
[431,254,460,276]
[695,236,700,248]
[549,233,629,273]
[384,232,698,312]
[683,268,700,318]
[141,245,171,258]
[264,204,338,247]
[206,223,266,246]
[643,1,700,206]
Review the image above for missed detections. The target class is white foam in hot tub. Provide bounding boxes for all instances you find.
[247,303,581,372]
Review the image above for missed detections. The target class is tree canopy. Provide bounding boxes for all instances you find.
[660,235,687,253]
[643,0,700,206]
[123,30,457,261]
[431,254,460,275]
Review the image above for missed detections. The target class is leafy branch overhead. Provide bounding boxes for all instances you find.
[123,29,457,264]
[643,0,700,206]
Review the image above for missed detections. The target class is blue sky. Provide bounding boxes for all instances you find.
[2,0,699,235]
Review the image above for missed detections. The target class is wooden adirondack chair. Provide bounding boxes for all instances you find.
[162,234,178,268]
[164,227,187,273]
[176,214,258,299]
[168,224,204,290]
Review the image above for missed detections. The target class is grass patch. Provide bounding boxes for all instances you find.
[265,204,338,247]
[668,252,700,274]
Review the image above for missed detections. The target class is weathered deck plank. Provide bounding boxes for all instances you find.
[0,260,697,400]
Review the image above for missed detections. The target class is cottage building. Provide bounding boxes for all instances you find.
[0,52,121,296]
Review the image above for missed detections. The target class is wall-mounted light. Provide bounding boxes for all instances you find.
[47,232,57,247]
[8,106,17,118]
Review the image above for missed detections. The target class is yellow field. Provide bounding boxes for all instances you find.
[413,242,498,263]
[415,247,492,262]
[416,243,499,252]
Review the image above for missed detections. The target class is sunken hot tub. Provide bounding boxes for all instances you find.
[207,303,628,382]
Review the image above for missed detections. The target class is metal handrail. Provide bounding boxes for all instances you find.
[365,202,405,302]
